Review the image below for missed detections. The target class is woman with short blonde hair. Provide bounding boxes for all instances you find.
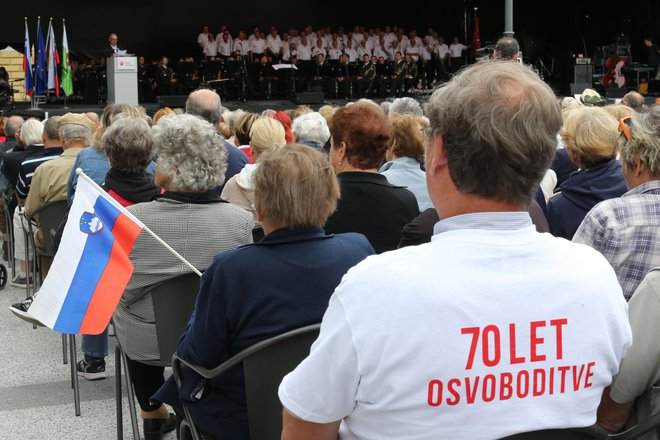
[547,106,628,239]
[221,116,286,220]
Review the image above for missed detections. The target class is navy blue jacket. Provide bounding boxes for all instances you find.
[551,148,579,189]
[154,228,374,440]
[547,160,628,240]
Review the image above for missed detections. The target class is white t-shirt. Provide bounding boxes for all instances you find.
[233,39,249,56]
[372,44,389,60]
[344,47,358,63]
[328,48,343,60]
[280,213,631,440]
[450,43,467,57]
[266,34,282,54]
[312,46,327,58]
[297,44,312,61]
[436,43,450,60]
[405,44,421,61]
[250,38,266,54]
[197,32,210,47]
[216,38,233,57]
[202,37,217,56]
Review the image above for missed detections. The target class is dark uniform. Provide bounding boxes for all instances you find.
[356,61,376,98]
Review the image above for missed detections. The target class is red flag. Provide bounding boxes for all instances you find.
[472,14,481,59]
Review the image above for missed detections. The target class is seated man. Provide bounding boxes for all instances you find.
[573,106,660,300]
[279,60,632,440]
[25,113,94,270]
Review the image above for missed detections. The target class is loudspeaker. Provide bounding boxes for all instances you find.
[157,95,188,108]
[294,92,324,104]
[573,64,592,84]
[570,83,592,95]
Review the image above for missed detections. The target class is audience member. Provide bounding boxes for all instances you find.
[221,117,286,220]
[67,104,150,204]
[0,115,24,156]
[291,111,330,152]
[493,36,520,61]
[597,267,660,434]
[388,96,424,117]
[324,102,419,253]
[573,106,660,300]
[185,89,249,193]
[152,107,176,125]
[279,60,632,439]
[621,91,645,111]
[113,114,254,440]
[233,112,259,163]
[547,106,628,240]
[154,144,374,440]
[378,114,432,211]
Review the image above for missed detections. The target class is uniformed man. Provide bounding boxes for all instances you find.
[155,56,176,96]
[355,54,376,98]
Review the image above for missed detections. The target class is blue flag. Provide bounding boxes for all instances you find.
[35,17,47,96]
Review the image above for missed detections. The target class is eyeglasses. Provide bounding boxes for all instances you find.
[618,116,632,141]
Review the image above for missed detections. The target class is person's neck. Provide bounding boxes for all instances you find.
[63,142,86,150]
[437,193,525,221]
[339,164,378,174]
[43,140,61,148]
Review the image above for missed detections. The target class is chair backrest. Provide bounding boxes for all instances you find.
[151,272,201,367]
[499,426,609,440]
[29,200,69,255]
[243,324,320,440]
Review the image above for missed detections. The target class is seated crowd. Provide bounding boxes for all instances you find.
[2,55,660,440]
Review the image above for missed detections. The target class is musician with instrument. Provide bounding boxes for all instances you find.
[355,54,376,98]
[404,53,419,93]
[383,51,407,97]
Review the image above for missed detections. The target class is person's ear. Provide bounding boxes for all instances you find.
[425,134,447,178]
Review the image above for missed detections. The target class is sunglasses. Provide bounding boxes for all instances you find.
[618,116,632,141]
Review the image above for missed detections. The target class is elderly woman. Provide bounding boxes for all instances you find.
[66,104,155,204]
[378,113,432,211]
[101,115,162,206]
[154,144,374,440]
[221,116,286,220]
[291,111,331,152]
[547,106,628,240]
[113,114,254,440]
[233,112,259,163]
[324,102,419,253]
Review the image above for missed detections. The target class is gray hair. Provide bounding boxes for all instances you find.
[389,97,424,117]
[43,116,61,142]
[185,89,223,125]
[494,36,520,60]
[425,60,562,205]
[5,116,24,138]
[102,116,155,174]
[380,101,392,115]
[19,119,44,146]
[60,124,92,144]
[619,105,660,177]
[153,114,228,191]
[621,91,645,110]
[292,112,330,146]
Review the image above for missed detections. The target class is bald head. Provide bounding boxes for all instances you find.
[186,89,223,125]
[621,91,644,110]
[5,116,24,138]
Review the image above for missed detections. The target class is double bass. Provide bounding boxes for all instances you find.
[602,56,626,88]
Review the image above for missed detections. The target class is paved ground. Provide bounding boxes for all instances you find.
[0,271,176,440]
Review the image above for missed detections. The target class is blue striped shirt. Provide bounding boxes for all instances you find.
[16,147,64,198]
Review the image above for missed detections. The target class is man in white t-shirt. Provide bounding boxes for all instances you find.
[266,28,283,62]
[449,36,468,72]
[279,60,632,440]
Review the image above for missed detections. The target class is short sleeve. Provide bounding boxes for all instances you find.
[279,294,360,424]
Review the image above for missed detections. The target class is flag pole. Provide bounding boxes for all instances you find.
[75,169,202,277]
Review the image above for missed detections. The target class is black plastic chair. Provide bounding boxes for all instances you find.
[172,323,321,440]
[115,272,201,440]
[500,426,609,440]
[1,191,16,278]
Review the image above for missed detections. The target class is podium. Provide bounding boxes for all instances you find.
[107,56,138,106]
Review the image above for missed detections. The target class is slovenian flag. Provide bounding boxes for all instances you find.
[23,18,34,97]
[24,171,144,334]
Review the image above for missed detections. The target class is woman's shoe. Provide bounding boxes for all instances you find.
[143,413,176,440]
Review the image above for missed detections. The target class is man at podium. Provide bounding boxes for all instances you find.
[103,33,125,58]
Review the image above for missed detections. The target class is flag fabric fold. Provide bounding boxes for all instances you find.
[61,20,73,97]
[23,19,34,97]
[25,171,144,335]
[472,14,481,59]
[46,19,60,96]
[35,18,47,96]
